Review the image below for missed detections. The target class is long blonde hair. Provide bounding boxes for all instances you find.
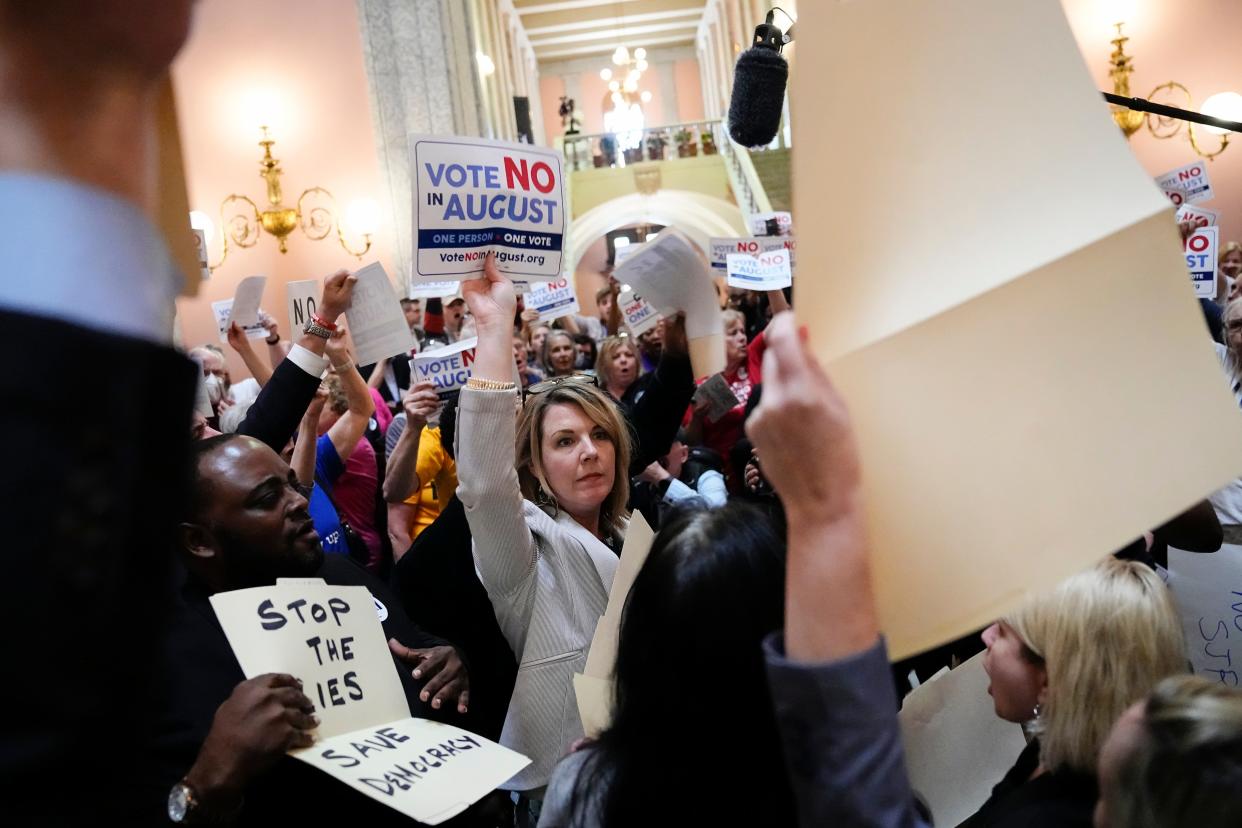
[1006,558,1186,774]
[516,382,632,536]
[595,336,639,391]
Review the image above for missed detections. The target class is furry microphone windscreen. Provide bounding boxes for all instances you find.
[727,46,789,148]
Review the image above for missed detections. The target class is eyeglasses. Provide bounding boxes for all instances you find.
[523,373,599,402]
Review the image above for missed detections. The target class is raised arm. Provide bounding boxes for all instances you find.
[627,312,696,474]
[290,387,328,487]
[747,312,926,828]
[456,254,538,597]
[236,271,356,451]
[323,324,374,464]
[367,356,388,391]
[226,322,272,387]
[383,382,440,503]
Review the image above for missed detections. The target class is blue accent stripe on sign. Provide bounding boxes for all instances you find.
[418,228,563,251]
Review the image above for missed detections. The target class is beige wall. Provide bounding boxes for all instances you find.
[173,0,393,377]
[1062,0,1242,244]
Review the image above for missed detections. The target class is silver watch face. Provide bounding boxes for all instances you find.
[168,783,191,822]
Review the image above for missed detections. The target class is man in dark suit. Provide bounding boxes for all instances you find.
[0,2,199,822]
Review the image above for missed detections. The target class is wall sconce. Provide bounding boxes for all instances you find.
[1107,21,1242,160]
[192,127,375,273]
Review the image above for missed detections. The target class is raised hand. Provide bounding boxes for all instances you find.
[388,639,470,714]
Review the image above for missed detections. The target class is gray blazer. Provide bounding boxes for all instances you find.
[456,387,618,791]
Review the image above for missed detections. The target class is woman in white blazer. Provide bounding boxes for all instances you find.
[455,254,631,800]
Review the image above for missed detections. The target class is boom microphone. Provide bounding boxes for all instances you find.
[727,12,791,148]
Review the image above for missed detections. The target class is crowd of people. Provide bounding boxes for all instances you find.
[7,4,1242,826]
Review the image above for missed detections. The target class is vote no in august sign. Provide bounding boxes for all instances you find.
[411,135,566,283]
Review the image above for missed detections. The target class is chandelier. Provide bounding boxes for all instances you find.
[191,127,376,273]
[600,45,652,107]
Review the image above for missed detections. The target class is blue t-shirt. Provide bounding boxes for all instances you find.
[310,434,348,555]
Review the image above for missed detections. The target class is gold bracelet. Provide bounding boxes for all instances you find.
[466,377,518,391]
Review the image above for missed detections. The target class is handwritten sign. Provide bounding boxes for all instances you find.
[726,250,793,291]
[619,289,660,336]
[527,278,580,322]
[1185,225,1219,298]
[211,580,529,824]
[287,279,320,340]
[709,235,797,273]
[346,263,417,366]
[412,337,477,395]
[1157,162,1214,206]
[748,210,793,236]
[411,135,566,282]
[1176,204,1219,229]
[1168,545,1242,687]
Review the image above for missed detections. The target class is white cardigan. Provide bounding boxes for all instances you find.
[455,387,618,791]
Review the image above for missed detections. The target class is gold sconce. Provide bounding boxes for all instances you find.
[191,127,376,272]
[1107,22,1242,161]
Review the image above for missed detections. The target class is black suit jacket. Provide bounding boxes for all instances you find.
[237,355,324,451]
[0,310,197,823]
[361,355,411,408]
[139,555,455,826]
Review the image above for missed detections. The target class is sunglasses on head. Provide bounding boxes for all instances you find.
[523,373,599,403]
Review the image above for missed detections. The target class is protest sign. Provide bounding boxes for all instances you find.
[792,0,1242,658]
[695,373,741,420]
[709,236,796,274]
[410,135,566,283]
[346,263,417,367]
[619,289,660,336]
[614,241,643,266]
[614,230,725,377]
[726,250,793,291]
[899,653,1027,826]
[527,278,580,322]
[412,338,477,396]
[1185,225,1219,298]
[211,298,267,343]
[192,228,211,281]
[211,580,529,824]
[1158,161,1214,205]
[748,210,793,236]
[287,279,320,340]
[1168,545,1242,687]
[576,512,656,736]
[1176,203,1219,229]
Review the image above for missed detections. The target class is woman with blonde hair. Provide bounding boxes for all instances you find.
[1218,240,1242,305]
[961,558,1187,827]
[595,335,641,402]
[455,253,632,807]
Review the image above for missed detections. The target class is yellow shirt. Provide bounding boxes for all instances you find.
[403,426,459,540]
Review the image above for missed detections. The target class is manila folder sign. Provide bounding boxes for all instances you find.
[792,0,1242,658]
[211,580,529,824]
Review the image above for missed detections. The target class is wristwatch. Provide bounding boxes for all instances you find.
[168,780,197,823]
[303,318,334,340]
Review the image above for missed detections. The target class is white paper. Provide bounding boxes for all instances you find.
[211,297,267,343]
[726,250,793,291]
[614,242,644,266]
[1176,204,1219,228]
[613,229,725,376]
[1158,161,1214,205]
[748,211,793,236]
[409,135,566,283]
[619,289,660,336]
[411,337,478,395]
[346,262,417,366]
[1185,226,1219,298]
[899,653,1027,826]
[227,275,267,332]
[527,277,580,322]
[1168,544,1242,687]
[295,717,529,826]
[287,279,320,340]
[210,582,528,824]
